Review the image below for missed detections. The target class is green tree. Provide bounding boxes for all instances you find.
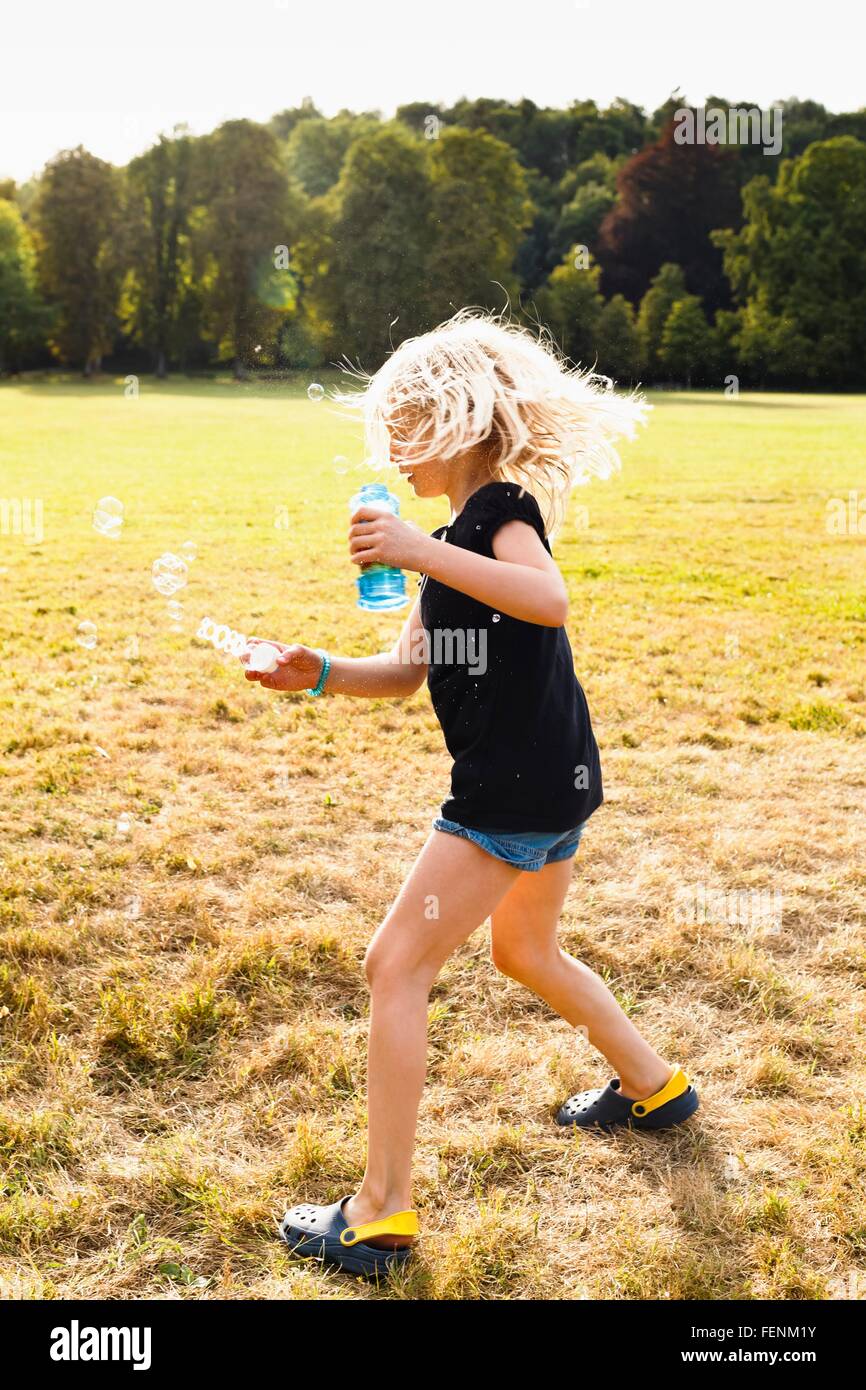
[195,119,301,378]
[711,308,743,386]
[534,256,604,367]
[300,124,435,368]
[33,147,122,374]
[557,152,620,202]
[395,103,447,138]
[659,295,713,386]
[731,299,813,383]
[121,129,197,377]
[284,113,379,198]
[713,136,866,385]
[0,201,52,371]
[439,96,647,294]
[595,293,643,381]
[269,98,321,143]
[426,126,532,321]
[278,310,324,370]
[552,182,617,264]
[636,262,687,378]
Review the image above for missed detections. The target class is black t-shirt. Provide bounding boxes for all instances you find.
[418,480,603,832]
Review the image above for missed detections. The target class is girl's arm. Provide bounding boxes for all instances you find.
[242,598,428,698]
[420,521,568,627]
[350,508,568,628]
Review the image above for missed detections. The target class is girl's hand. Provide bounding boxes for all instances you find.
[349,505,431,573]
[241,639,323,692]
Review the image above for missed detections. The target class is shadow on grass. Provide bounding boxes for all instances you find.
[650,391,844,410]
[0,372,345,400]
[3,377,859,408]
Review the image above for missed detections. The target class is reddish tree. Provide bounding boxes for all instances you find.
[595,122,742,312]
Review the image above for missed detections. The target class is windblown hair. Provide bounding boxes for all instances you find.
[333,308,650,535]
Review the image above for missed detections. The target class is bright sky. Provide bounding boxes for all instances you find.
[3,0,864,183]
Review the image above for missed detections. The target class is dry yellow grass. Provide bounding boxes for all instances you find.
[0,378,864,1300]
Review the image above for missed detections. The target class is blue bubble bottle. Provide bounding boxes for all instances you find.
[349,482,410,611]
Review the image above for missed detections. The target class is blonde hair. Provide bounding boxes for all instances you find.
[333,308,650,536]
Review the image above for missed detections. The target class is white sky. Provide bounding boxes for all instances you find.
[3,0,864,183]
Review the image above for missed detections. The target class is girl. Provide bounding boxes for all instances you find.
[242,311,699,1279]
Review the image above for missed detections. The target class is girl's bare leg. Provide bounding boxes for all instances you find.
[490,858,673,1100]
[343,830,519,1243]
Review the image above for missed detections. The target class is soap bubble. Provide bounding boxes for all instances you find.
[180,540,197,563]
[167,599,184,630]
[93,496,124,538]
[333,455,350,475]
[307,382,324,402]
[116,812,132,836]
[151,552,188,596]
[77,620,98,649]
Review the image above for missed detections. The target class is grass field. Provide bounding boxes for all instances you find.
[1,376,865,1301]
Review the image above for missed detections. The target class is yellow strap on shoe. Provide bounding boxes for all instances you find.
[630,1067,689,1118]
[340,1209,419,1247]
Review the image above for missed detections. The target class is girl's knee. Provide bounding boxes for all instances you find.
[493,924,587,984]
[363,916,399,987]
[363,938,388,988]
[364,935,432,994]
[491,936,555,983]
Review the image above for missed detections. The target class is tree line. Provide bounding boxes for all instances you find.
[1,94,865,387]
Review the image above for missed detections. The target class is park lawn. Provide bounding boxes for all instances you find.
[0,375,864,1300]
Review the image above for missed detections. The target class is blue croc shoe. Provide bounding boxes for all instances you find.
[278,1196,418,1279]
[556,1067,699,1133]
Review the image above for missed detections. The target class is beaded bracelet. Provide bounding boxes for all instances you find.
[307,649,331,698]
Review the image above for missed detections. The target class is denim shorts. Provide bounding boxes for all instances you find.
[432,817,587,872]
